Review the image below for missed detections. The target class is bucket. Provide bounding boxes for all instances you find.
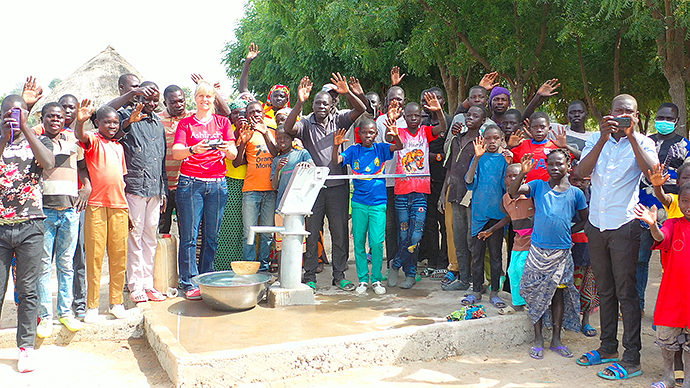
[154,234,179,292]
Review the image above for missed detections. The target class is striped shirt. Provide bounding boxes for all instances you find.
[159,109,193,190]
[43,129,80,208]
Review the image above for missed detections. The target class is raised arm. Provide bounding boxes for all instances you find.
[332,129,348,165]
[21,76,44,112]
[458,72,500,111]
[577,116,615,177]
[285,76,312,136]
[239,43,260,93]
[649,163,673,208]
[107,86,156,110]
[423,92,447,136]
[383,117,403,151]
[121,103,148,131]
[74,99,95,146]
[465,137,486,185]
[8,108,54,169]
[330,72,365,121]
[232,123,252,168]
[508,153,535,197]
[391,66,406,87]
[634,204,664,242]
[522,79,560,121]
[191,74,230,117]
[348,77,370,115]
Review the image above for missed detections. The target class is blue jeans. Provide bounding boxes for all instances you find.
[38,207,79,319]
[176,175,228,291]
[242,191,276,270]
[392,193,427,277]
[636,226,655,310]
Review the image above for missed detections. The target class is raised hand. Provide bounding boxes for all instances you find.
[634,203,657,225]
[502,149,513,164]
[507,128,526,148]
[330,72,349,94]
[190,73,204,85]
[385,117,399,138]
[129,103,148,123]
[246,42,260,61]
[473,136,486,158]
[77,99,94,123]
[423,91,442,111]
[553,126,567,148]
[387,100,402,121]
[348,77,364,95]
[277,157,289,171]
[22,76,43,107]
[537,78,560,98]
[250,115,267,134]
[333,128,349,146]
[238,123,253,144]
[297,76,313,103]
[479,71,500,91]
[648,163,670,187]
[391,66,406,86]
[520,153,536,174]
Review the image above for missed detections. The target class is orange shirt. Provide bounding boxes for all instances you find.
[242,129,275,192]
[80,132,128,208]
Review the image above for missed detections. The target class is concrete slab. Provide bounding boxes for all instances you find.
[267,283,316,307]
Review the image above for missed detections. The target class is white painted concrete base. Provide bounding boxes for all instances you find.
[267,283,316,307]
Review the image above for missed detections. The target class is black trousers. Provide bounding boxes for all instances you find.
[385,186,398,263]
[585,219,642,365]
[470,219,503,293]
[0,219,44,348]
[72,211,86,314]
[303,185,349,283]
[419,179,448,269]
[159,189,177,234]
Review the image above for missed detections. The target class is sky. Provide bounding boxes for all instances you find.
[3,0,248,97]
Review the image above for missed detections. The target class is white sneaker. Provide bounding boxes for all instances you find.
[372,281,387,295]
[83,308,100,324]
[17,347,35,373]
[355,282,368,295]
[109,304,129,319]
[36,318,52,338]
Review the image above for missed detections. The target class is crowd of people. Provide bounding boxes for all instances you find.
[0,42,688,387]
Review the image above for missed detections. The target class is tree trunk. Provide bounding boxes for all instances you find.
[613,29,622,95]
[439,64,459,115]
[510,81,525,112]
[576,35,602,122]
[665,70,687,137]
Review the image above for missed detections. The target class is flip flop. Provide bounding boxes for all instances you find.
[490,296,507,309]
[675,370,685,386]
[430,269,448,279]
[498,305,516,315]
[335,279,355,291]
[305,281,316,292]
[441,271,457,285]
[597,362,642,380]
[529,346,544,360]
[576,350,620,366]
[650,382,670,388]
[550,345,573,358]
[461,294,480,306]
[582,323,597,337]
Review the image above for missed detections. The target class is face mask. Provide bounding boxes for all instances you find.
[655,120,676,135]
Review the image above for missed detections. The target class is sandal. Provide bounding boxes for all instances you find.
[529,346,544,360]
[145,288,166,302]
[675,370,685,386]
[498,305,516,315]
[441,271,457,285]
[576,350,619,366]
[549,345,573,358]
[490,296,507,309]
[597,362,642,380]
[130,291,148,303]
[650,382,670,388]
[461,294,480,306]
[582,323,597,337]
[430,269,448,279]
[334,279,355,291]
[305,281,316,292]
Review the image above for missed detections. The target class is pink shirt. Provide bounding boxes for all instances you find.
[174,114,234,178]
[394,125,437,195]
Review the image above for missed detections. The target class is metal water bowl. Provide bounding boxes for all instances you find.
[193,271,272,311]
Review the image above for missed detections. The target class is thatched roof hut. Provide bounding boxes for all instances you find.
[31,45,144,118]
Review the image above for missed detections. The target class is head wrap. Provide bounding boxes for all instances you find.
[267,85,290,108]
[237,91,255,101]
[228,99,249,111]
[489,86,511,106]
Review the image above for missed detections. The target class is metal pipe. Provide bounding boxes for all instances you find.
[325,173,430,180]
[280,215,309,289]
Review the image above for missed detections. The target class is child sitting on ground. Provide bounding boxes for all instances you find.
[634,184,690,388]
[333,118,402,295]
[478,163,534,313]
[509,149,588,360]
[74,101,130,323]
[462,125,507,308]
[388,93,447,289]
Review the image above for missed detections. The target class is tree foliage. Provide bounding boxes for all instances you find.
[224,0,690,135]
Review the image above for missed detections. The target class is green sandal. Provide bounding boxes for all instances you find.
[335,279,355,291]
[305,281,316,292]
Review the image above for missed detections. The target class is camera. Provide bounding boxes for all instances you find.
[207,139,224,149]
[612,117,631,128]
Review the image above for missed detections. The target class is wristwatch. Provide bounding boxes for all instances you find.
[189,146,196,155]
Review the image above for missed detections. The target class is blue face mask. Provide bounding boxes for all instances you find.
[655,120,676,135]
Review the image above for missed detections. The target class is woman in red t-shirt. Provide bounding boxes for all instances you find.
[172,81,237,300]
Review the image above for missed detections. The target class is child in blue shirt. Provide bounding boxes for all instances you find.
[463,125,508,307]
[509,148,588,361]
[333,118,402,295]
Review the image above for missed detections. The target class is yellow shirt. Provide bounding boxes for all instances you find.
[666,193,684,219]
